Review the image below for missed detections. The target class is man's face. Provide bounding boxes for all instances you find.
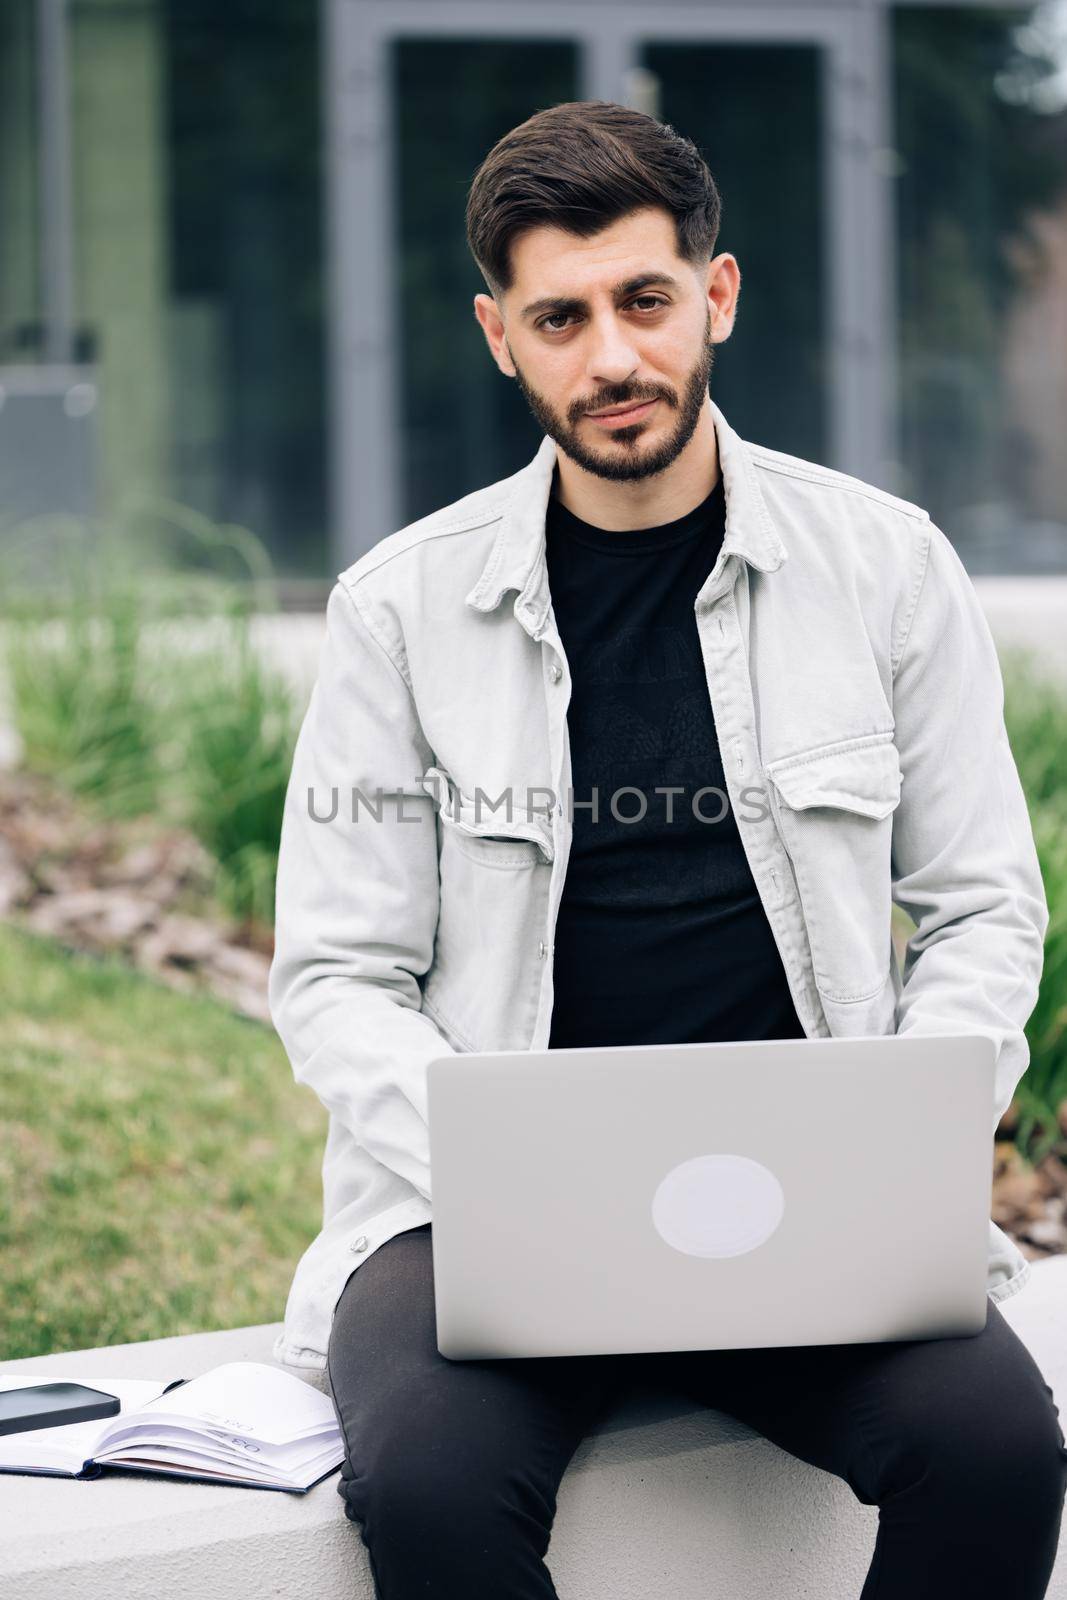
[476,206,735,483]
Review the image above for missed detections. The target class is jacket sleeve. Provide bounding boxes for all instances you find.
[268,576,456,1200]
[890,519,1048,1131]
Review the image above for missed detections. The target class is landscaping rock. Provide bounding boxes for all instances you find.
[0,767,271,1025]
[0,835,32,914]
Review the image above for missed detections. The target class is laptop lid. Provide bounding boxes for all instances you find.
[426,1033,997,1359]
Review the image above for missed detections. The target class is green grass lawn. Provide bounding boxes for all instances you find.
[0,921,327,1362]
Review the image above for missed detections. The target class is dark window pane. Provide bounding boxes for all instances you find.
[165,0,325,575]
[0,0,40,361]
[893,5,1067,573]
[394,38,578,525]
[643,43,827,463]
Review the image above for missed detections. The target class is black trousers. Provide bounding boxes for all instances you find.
[326,1223,1067,1599]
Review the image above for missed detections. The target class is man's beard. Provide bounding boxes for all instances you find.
[508,309,716,483]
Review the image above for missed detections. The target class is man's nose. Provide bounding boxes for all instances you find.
[586,315,640,388]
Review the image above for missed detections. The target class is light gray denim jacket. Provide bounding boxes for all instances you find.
[268,397,1048,1375]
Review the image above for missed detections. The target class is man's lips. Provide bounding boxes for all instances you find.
[585,398,659,429]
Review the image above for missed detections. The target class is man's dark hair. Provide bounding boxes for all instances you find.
[466,99,722,300]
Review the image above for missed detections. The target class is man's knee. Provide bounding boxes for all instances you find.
[338,1438,560,1600]
[987,1385,1067,1528]
[340,1415,557,1553]
[882,1366,1067,1524]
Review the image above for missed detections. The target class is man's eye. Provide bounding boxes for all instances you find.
[537,297,668,334]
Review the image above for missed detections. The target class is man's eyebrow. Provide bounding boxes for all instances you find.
[519,272,682,320]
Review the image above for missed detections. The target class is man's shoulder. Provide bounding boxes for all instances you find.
[335,463,524,596]
[745,437,930,528]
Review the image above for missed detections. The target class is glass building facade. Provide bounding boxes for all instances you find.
[2,0,1065,581]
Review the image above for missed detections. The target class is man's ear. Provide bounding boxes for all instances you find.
[473,293,517,377]
[706,254,741,344]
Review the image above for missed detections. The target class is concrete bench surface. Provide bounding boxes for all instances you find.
[2,1256,1065,1600]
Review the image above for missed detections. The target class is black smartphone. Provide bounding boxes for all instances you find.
[0,1381,121,1437]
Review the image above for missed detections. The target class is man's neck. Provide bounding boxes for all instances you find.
[551,402,720,531]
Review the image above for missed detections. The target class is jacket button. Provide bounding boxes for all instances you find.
[550,663,563,683]
[350,1236,369,1253]
[538,940,548,959]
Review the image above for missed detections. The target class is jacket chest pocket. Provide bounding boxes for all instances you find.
[437,816,550,871]
[763,734,902,1005]
[419,765,555,1051]
[421,765,554,865]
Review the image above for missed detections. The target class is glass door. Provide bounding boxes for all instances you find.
[392,36,579,527]
[332,1,895,565]
[639,41,827,463]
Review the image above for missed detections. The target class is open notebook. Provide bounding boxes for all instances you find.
[0,1361,344,1493]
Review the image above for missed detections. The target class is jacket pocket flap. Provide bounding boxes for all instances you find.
[421,766,555,861]
[763,737,902,820]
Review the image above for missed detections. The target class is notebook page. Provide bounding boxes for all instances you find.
[92,1361,339,1452]
[99,1436,342,1489]
[98,1452,339,1491]
[95,1418,338,1465]
[94,1425,281,1472]
[102,1438,284,1484]
[0,1376,170,1473]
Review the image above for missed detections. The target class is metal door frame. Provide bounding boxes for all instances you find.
[326,0,900,565]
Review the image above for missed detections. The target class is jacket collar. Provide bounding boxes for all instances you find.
[464,396,787,633]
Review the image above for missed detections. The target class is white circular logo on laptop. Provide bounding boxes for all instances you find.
[651,1154,785,1258]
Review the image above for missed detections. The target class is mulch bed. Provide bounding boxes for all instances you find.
[0,767,272,1023]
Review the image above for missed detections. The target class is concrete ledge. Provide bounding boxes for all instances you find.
[2,1258,1065,1600]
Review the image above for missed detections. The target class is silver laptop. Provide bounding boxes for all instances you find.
[426,1033,997,1359]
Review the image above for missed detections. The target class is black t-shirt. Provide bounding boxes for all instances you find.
[544,466,806,1049]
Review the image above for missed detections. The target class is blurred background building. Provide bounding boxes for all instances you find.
[2,0,1066,586]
